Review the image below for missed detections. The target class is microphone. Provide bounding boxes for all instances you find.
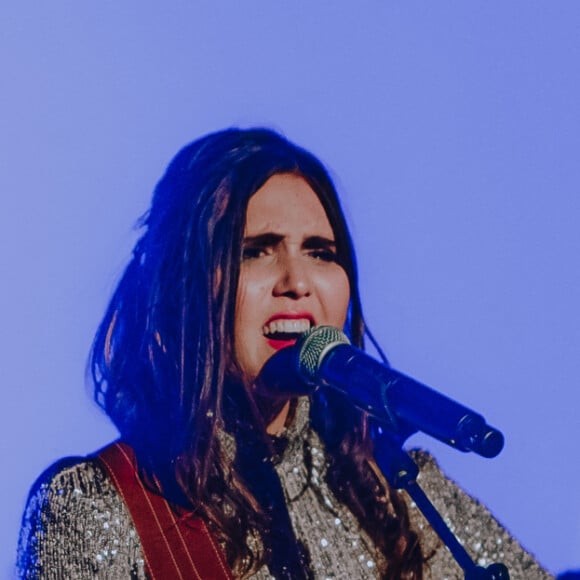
[258,326,504,458]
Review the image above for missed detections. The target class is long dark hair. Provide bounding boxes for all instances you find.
[90,128,422,578]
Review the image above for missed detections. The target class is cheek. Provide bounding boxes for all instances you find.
[233,271,270,377]
[235,271,268,328]
[319,268,351,327]
[234,277,253,343]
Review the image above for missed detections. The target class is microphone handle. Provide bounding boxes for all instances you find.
[318,345,504,458]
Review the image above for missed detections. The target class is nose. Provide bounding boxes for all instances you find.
[272,254,311,299]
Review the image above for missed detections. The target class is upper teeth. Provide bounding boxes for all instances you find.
[263,319,311,336]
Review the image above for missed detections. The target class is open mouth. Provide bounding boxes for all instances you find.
[263,318,312,349]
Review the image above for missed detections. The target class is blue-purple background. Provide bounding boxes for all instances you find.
[2,2,579,577]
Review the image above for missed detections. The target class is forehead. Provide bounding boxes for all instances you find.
[244,174,334,237]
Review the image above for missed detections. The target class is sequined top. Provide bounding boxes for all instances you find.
[17,398,552,579]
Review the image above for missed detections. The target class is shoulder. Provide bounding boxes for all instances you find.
[26,454,112,501]
[407,449,554,579]
[17,451,146,579]
[20,454,119,530]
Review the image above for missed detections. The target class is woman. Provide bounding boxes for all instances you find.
[17,128,551,579]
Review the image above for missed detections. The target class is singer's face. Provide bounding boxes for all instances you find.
[234,173,350,385]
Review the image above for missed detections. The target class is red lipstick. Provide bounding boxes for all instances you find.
[266,338,298,351]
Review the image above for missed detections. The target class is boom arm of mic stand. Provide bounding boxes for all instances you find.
[371,423,510,580]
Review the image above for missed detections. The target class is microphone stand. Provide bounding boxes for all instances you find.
[371,424,510,580]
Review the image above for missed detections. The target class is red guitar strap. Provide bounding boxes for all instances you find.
[98,441,233,580]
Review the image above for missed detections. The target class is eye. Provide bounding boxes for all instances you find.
[303,236,338,263]
[241,234,281,261]
[308,248,339,262]
[242,245,269,260]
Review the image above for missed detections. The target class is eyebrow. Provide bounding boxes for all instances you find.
[302,236,337,250]
[242,233,336,248]
[242,233,284,246]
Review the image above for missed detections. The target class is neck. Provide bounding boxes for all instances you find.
[266,400,291,436]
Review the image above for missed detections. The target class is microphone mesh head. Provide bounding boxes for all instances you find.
[298,326,350,382]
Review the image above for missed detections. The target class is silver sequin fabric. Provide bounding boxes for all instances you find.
[17,398,553,579]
